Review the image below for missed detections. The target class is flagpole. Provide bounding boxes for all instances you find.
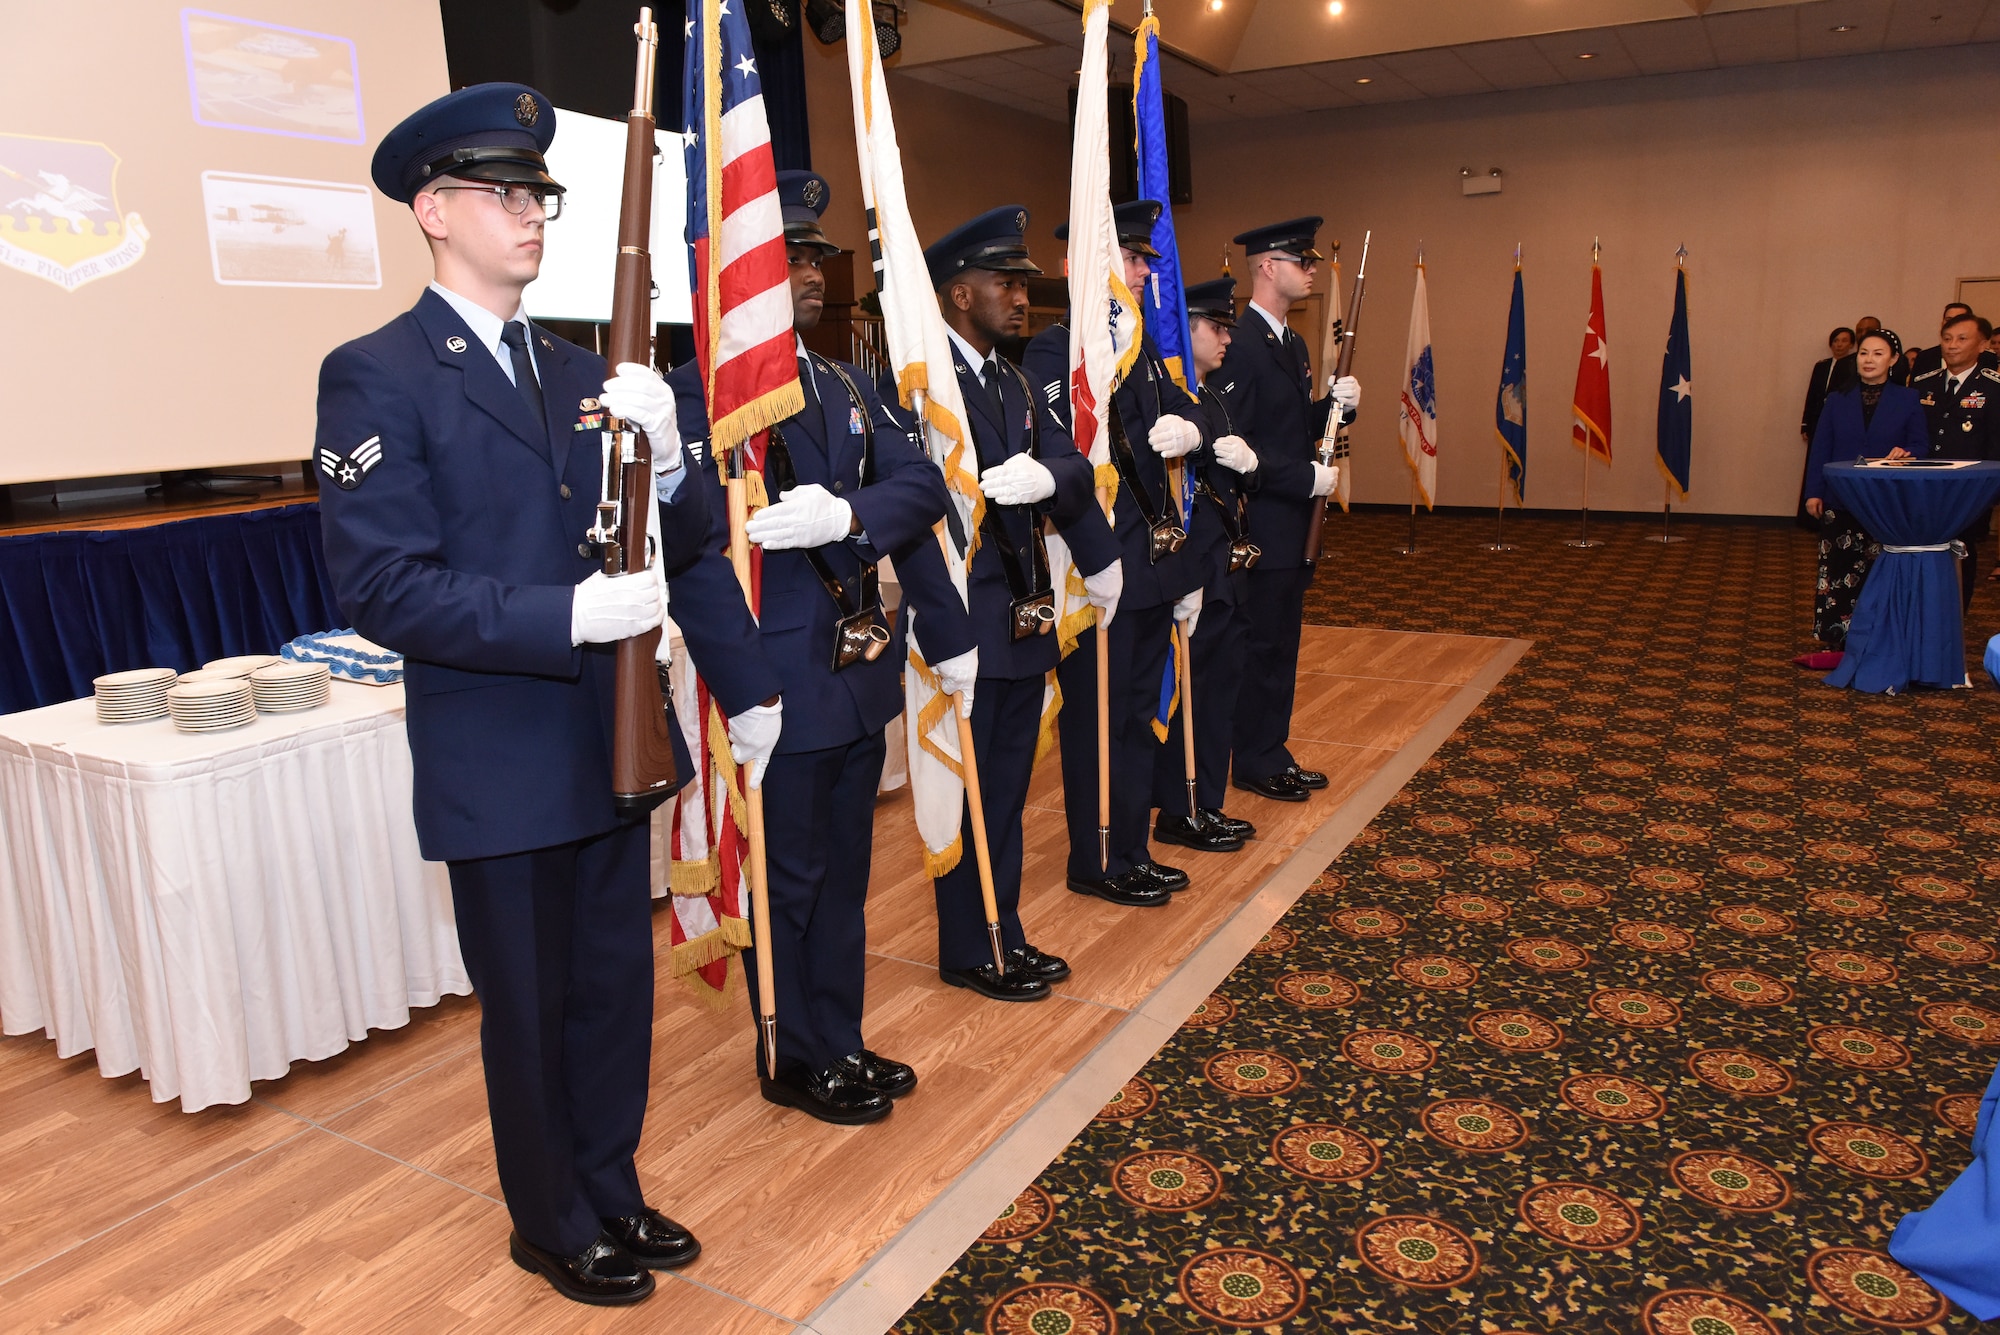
[725,446,780,1071]
[1565,236,1605,550]
[1652,244,1690,545]
[1486,242,1519,553]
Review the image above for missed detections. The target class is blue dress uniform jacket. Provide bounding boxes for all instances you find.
[666,353,970,753]
[949,351,1120,679]
[1186,388,1257,604]
[1803,382,1931,501]
[1913,365,2000,462]
[1212,310,1334,573]
[315,288,779,863]
[1021,327,1209,609]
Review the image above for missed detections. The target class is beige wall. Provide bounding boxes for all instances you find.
[1175,45,2000,516]
[803,39,1072,284]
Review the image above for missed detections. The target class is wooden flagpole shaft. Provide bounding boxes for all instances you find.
[1095,483,1112,872]
[1565,440,1603,549]
[725,449,779,1070]
[1178,621,1198,820]
[954,707,1007,971]
[1398,475,1418,555]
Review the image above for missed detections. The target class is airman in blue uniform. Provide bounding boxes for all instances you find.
[1023,200,1210,907]
[316,84,785,1308]
[922,206,1122,1000]
[667,172,975,1125]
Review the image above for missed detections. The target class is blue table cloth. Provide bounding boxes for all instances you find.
[1890,1059,2000,1320]
[1820,461,2000,693]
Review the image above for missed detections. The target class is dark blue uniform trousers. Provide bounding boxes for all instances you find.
[748,729,887,1077]
[1153,577,1247,813]
[1233,565,1311,782]
[1057,603,1174,879]
[446,820,653,1257]
[933,675,1042,970]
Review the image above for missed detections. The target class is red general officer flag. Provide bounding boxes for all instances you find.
[1571,263,1611,461]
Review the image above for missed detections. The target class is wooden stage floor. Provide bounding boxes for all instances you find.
[0,625,1523,1334]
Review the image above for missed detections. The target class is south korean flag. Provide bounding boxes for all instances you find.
[319,435,382,491]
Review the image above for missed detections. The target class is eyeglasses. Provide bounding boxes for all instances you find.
[432,183,564,221]
[1265,253,1318,270]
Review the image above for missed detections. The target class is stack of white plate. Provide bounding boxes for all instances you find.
[202,654,282,678]
[94,668,178,724]
[173,668,246,688]
[166,678,257,733]
[249,660,331,714]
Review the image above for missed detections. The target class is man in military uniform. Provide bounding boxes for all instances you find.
[1024,200,1208,907]
[1152,276,1258,853]
[669,171,975,1123]
[317,85,785,1306]
[1215,218,1359,804]
[1911,310,2000,607]
[922,206,1122,1000]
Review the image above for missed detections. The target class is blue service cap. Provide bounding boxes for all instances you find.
[371,82,562,206]
[1184,276,1237,327]
[1232,216,1323,261]
[925,205,1041,288]
[1053,200,1162,258]
[776,170,839,253]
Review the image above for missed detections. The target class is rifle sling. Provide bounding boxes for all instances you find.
[764,360,880,624]
[979,362,1053,604]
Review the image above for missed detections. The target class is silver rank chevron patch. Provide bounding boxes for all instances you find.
[319,435,382,491]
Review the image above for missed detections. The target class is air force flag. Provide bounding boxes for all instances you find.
[1656,263,1693,497]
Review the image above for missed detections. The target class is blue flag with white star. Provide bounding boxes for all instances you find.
[1495,264,1527,505]
[1656,266,1692,496]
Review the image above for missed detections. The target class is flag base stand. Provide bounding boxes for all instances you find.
[1649,500,1688,544]
[1397,493,1419,555]
[1483,543,1517,552]
[1564,506,1602,550]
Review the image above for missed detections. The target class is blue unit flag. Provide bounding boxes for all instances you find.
[1657,264,1693,497]
[1495,263,1528,506]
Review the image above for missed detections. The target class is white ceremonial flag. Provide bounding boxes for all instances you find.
[846,0,977,877]
[1398,260,1438,509]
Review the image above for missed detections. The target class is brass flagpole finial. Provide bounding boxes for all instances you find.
[1675,243,1688,265]
[1514,242,1522,267]
[1593,236,1601,264]
[1221,243,1231,276]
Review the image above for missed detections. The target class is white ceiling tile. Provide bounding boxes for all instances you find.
[1530,27,1644,80]
[1701,6,1802,64]
[1374,47,1497,97]
[1451,36,1569,91]
[1974,0,2000,40]
[1881,0,1989,47]
[1615,15,1720,75]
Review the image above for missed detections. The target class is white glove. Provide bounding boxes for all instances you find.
[1083,561,1123,632]
[570,569,664,645]
[1148,415,1201,459]
[1213,434,1257,475]
[1326,375,1360,412]
[601,363,683,474]
[934,647,978,717]
[1311,462,1338,498]
[727,700,782,791]
[1174,586,1203,638]
[745,482,854,550]
[978,453,1057,505]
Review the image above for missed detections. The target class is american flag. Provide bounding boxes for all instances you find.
[683,0,801,455]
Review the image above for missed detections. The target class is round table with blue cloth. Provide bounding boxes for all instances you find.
[1819,460,2000,693]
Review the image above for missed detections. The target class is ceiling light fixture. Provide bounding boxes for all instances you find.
[1208,0,1223,10]
[1830,23,1856,31]
[1355,76,1372,83]
[1328,1,1344,14]
[1576,51,1597,60]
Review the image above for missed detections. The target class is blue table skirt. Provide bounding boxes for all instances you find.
[0,503,342,713]
[1890,1058,2000,1320]
[1821,461,2000,693]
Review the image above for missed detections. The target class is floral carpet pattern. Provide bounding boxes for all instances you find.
[895,513,2000,1334]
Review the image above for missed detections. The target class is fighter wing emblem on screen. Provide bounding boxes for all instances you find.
[0,133,151,292]
[319,435,382,490]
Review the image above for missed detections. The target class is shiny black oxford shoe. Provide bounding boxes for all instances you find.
[942,962,1052,1001]
[601,1209,700,1269]
[1067,871,1172,907]
[834,1048,919,1097]
[510,1230,655,1306]
[1201,808,1256,839]
[1131,860,1190,892]
[1286,764,1329,790]
[1007,943,1071,983]
[1235,771,1309,802]
[760,1063,894,1124]
[1154,811,1245,853]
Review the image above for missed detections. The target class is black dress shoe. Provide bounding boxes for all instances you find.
[1067,871,1172,907]
[833,1048,919,1097]
[601,1209,700,1270]
[1201,808,1256,839]
[941,963,1052,1001]
[1007,944,1072,983]
[760,1064,894,1123]
[510,1231,655,1306]
[1131,860,1191,892]
[1154,811,1245,853]
[1286,764,1328,790]
[1235,772,1309,802]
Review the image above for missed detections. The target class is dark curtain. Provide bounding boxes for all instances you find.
[0,504,343,714]
[755,9,812,171]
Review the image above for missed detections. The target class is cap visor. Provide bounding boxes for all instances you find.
[450,159,564,192]
[972,256,1043,277]
[1123,239,1161,259]
[785,226,842,255]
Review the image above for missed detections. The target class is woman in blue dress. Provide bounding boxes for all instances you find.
[1803,329,1929,649]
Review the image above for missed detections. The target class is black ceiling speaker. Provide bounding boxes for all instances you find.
[804,0,845,44]
[873,2,900,57]
[745,0,797,44]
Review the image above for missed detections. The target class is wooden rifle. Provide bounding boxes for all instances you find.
[585,6,679,813]
[1303,229,1369,568]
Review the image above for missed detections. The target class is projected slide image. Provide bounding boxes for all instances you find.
[201,172,379,288]
[0,132,149,292]
[181,9,363,143]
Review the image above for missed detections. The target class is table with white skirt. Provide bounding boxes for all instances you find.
[0,680,468,1112]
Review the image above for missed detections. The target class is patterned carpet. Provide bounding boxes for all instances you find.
[895,511,2000,1335]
